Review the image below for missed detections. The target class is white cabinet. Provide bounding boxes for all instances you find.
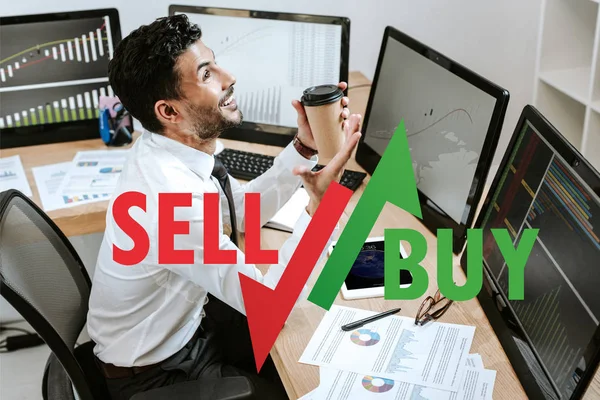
[534,0,600,171]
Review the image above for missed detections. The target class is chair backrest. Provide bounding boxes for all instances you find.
[0,189,96,400]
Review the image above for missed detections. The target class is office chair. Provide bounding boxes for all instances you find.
[0,189,254,400]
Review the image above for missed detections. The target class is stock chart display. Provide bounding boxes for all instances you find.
[481,120,600,399]
[0,15,115,128]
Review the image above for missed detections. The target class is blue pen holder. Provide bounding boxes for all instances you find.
[98,96,133,146]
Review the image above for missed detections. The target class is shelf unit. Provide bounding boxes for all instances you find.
[533,0,600,171]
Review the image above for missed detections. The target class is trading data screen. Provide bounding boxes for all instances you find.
[363,38,497,225]
[175,11,342,129]
[481,120,600,399]
[0,15,116,129]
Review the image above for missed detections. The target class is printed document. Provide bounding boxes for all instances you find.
[450,367,495,400]
[32,162,111,211]
[465,353,483,369]
[0,155,32,196]
[314,355,495,400]
[299,305,475,391]
[57,150,129,196]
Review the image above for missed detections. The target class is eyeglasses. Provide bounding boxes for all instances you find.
[415,289,454,326]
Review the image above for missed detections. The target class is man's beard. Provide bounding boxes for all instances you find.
[186,102,243,141]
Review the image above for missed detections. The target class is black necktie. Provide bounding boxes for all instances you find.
[211,158,238,246]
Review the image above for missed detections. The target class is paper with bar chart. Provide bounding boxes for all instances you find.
[56,150,128,198]
[0,155,32,196]
[181,12,341,128]
[0,14,115,129]
[299,305,475,392]
[32,162,112,211]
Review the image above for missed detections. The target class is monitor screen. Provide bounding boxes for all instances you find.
[471,106,600,399]
[170,6,349,145]
[363,37,497,224]
[0,9,121,148]
[356,27,508,254]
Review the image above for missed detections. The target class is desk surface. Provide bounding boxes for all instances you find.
[4,71,599,400]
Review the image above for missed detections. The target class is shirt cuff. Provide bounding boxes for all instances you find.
[277,142,318,173]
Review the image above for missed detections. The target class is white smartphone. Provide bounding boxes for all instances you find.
[328,236,413,300]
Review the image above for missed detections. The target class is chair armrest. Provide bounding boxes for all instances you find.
[130,376,254,400]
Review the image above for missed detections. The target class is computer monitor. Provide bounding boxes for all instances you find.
[463,105,600,399]
[169,5,350,147]
[355,26,509,254]
[0,9,122,149]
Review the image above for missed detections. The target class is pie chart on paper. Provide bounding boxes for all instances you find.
[362,376,395,393]
[350,328,381,346]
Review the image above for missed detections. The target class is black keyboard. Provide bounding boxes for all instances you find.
[216,148,367,191]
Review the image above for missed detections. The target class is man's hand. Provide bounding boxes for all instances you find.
[291,82,351,151]
[293,113,362,216]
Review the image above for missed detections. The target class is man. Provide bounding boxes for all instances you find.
[87,14,362,400]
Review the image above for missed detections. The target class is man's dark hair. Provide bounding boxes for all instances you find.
[108,15,202,134]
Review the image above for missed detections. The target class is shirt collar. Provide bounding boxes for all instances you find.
[145,131,215,181]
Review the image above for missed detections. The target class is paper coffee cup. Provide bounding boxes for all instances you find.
[301,85,344,164]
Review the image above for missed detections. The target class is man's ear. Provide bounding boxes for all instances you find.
[155,100,181,126]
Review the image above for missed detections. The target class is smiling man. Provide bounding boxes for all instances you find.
[86,14,361,400]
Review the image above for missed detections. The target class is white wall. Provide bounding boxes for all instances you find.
[1,0,542,164]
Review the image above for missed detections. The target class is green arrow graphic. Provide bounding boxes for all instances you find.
[308,120,423,309]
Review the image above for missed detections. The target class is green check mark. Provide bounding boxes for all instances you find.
[308,120,422,309]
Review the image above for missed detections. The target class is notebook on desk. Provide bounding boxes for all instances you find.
[265,188,310,233]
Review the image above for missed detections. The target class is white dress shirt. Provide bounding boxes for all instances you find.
[87,131,326,367]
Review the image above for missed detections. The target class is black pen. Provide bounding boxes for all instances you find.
[341,307,402,331]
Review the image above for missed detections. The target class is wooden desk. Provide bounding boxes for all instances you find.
[4,71,599,399]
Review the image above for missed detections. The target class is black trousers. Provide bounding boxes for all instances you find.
[104,295,289,400]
